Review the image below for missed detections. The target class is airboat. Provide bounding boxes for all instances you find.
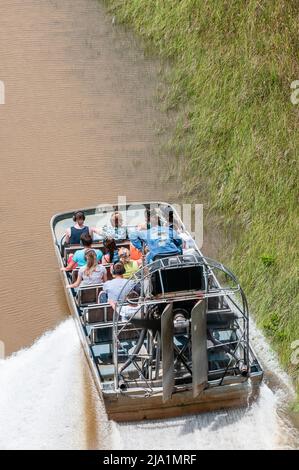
[51,202,263,421]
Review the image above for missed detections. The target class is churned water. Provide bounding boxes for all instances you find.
[0,317,297,450]
[113,319,298,450]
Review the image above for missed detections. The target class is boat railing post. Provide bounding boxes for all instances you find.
[113,305,119,391]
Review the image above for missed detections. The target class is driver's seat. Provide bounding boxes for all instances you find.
[152,251,180,261]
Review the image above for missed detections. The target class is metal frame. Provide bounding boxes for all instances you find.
[112,253,251,394]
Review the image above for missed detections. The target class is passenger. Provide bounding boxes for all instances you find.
[129,242,142,261]
[93,211,127,241]
[67,250,107,289]
[116,291,142,322]
[61,233,103,272]
[172,220,196,251]
[129,210,183,264]
[101,237,120,264]
[136,207,164,231]
[130,243,142,264]
[65,211,92,245]
[136,208,151,231]
[100,262,135,308]
[118,247,140,279]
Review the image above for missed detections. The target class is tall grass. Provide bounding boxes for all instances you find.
[104,0,299,403]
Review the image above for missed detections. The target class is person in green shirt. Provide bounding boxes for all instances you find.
[119,247,140,279]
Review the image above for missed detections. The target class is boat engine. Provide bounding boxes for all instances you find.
[173,308,189,334]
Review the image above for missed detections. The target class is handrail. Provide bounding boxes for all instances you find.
[111,252,250,391]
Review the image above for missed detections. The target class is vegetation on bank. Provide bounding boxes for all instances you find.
[103,0,299,403]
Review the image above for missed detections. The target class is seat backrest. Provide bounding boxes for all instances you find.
[152,252,180,262]
[71,264,112,284]
[64,243,108,263]
[90,325,113,344]
[151,265,204,296]
[64,245,81,263]
[90,325,140,344]
[207,296,229,311]
[207,311,237,329]
[83,304,114,324]
[115,241,131,250]
[76,285,103,307]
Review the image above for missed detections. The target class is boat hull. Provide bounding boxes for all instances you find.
[104,374,263,422]
[50,203,264,423]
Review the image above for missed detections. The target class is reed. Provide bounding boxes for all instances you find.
[103,0,299,404]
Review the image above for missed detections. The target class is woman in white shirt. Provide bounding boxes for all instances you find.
[67,250,107,289]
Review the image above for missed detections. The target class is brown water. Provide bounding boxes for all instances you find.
[0,0,175,355]
[0,0,298,451]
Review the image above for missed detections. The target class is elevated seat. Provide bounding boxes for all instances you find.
[152,252,181,262]
[151,264,204,296]
[76,284,103,307]
[90,325,113,344]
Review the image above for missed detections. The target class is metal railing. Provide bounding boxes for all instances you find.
[111,254,250,394]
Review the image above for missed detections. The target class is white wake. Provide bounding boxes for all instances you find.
[0,317,297,450]
[113,384,287,450]
[112,318,298,450]
[0,319,87,450]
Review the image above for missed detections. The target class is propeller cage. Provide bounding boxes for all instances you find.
[112,254,251,400]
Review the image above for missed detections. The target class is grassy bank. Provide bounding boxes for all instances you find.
[103,0,299,403]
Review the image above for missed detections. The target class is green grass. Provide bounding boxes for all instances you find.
[103,0,299,400]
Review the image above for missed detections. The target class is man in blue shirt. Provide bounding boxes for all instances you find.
[100,262,135,307]
[129,211,182,263]
[61,233,103,271]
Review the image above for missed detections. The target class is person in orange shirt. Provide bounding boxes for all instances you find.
[129,243,142,261]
